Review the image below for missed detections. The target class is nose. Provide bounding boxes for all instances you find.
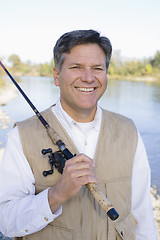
[81,68,95,83]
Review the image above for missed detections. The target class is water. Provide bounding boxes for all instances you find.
[0,76,160,193]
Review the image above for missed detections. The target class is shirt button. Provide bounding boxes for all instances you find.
[85,141,87,146]
[44,217,49,221]
[25,229,29,233]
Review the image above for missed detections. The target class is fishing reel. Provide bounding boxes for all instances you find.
[42,148,66,176]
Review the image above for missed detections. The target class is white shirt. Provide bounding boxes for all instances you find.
[0,99,158,239]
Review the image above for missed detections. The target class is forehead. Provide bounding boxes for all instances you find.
[63,43,106,65]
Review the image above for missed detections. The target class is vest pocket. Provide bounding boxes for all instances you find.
[114,213,137,240]
[24,224,73,240]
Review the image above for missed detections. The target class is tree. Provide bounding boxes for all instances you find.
[39,60,54,76]
[150,51,160,68]
[145,64,153,75]
[8,54,21,68]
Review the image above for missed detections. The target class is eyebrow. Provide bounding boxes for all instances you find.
[69,63,105,68]
[92,64,105,67]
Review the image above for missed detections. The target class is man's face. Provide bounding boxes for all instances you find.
[53,43,108,122]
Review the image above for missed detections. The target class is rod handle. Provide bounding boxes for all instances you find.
[86,183,119,220]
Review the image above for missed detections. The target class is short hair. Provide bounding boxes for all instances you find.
[53,29,112,72]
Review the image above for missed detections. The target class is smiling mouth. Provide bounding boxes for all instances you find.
[76,87,95,92]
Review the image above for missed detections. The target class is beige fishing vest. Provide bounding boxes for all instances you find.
[15,107,138,240]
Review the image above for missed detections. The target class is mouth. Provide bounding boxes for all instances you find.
[76,87,95,92]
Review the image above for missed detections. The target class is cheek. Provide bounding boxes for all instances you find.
[101,76,108,90]
[98,77,108,98]
[59,73,76,88]
[104,79,108,90]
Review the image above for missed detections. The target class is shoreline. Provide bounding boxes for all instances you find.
[0,84,18,106]
[0,84,18,146]
[108,75,159,82]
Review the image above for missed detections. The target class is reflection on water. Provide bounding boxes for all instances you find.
[0,76,160,192]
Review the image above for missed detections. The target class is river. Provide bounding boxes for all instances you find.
[0,76,160,193]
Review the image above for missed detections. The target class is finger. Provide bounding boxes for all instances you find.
[78,175,99,185]
[73,166,94,178]
[64,161,94,178]
[65,153,94,167]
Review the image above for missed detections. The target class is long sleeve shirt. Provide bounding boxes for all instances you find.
[0,100,158,239]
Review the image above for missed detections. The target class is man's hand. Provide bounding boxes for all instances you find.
[48,154,98,213]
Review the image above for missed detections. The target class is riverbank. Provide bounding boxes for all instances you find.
[0,84,17,143]
[151,187,160,238]
[108,74,159,82]
[0,84,17,106]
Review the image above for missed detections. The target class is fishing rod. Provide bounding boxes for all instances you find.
[0,61,119,221]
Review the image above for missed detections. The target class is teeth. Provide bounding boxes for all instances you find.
[76,87,94,92]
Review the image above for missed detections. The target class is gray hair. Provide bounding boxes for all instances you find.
[53,29,112,72]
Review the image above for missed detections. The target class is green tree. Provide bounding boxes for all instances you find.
[39,60,54,76]
[145,64,153,74]
[108,64,114,75]
[8,54,22,74]
[8,54,21,67]
[150,51,160,68]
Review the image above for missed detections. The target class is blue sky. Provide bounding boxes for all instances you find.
[0,0,160,64]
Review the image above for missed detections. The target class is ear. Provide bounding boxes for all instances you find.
[53,67,60,86]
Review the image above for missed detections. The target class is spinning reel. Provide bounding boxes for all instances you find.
[42,148,66,176]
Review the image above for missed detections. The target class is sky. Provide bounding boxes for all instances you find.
[0,0,160,64]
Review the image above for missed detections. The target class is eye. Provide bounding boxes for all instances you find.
[73,66,79,69]
[70,65,81,69]
[94,67,104,71]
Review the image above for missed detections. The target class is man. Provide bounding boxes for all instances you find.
[0,30,158,239]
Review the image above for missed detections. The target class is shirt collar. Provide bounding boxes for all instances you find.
[52,98,102,132]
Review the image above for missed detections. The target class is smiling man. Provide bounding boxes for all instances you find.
[0,30,158,240]
[53,43,108,122]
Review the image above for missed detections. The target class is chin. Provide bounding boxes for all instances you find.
[77,104,96,112]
